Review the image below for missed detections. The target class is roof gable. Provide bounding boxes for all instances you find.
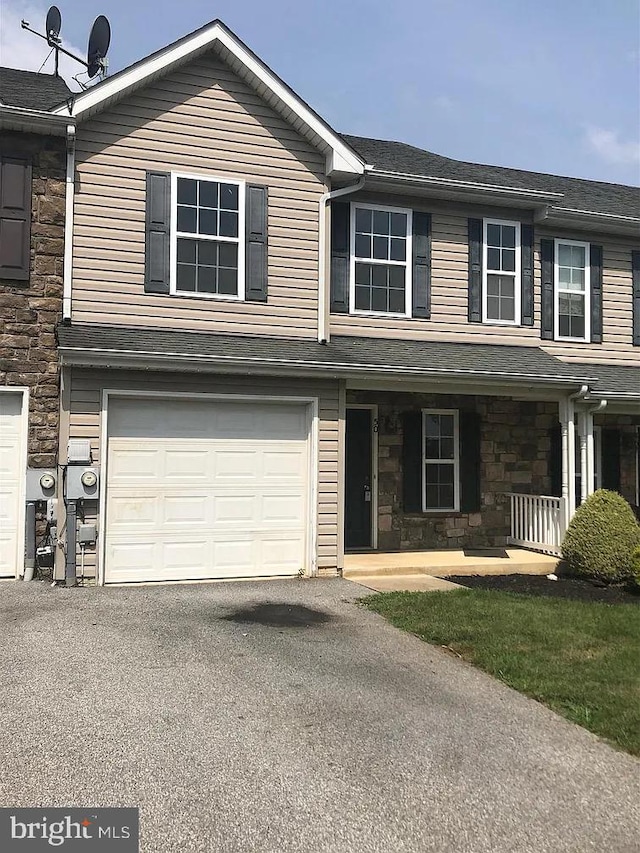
[51,20,363,177]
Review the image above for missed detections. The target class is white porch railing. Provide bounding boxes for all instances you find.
[508,493,565,557]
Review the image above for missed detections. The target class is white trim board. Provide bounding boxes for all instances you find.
[0,387,29,579]
[52,21,364,178]
[98,389,320,585]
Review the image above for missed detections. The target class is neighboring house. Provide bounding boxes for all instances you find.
[0,68,71,578]
[44,19,639,585]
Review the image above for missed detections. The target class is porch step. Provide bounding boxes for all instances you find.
[347,574,465,593]
[343,548,559,579]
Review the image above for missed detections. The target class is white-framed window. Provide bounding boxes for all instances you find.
[422,409,460,512]
[554,238,590,342]
[350,203,412,317]
[483,218,521,324]
[170,172,245,299]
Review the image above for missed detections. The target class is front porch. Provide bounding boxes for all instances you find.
[343,386,639,564]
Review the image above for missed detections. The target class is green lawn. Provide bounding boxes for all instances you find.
[364,589,640,755]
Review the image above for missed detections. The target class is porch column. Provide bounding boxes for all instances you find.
[559,398,576,528]
[579,408,595,498]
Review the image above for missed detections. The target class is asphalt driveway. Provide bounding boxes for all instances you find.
[0,578,638,853]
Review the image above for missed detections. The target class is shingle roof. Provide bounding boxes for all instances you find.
[342,134,640,220]
[569,363,640,396]
[0,67,71,111]
[57,323,604,387]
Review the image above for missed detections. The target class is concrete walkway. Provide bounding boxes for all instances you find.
[1,579,638,852]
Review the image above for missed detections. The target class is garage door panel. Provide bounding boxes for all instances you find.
[105,398,311,583]
[0,392,25,577]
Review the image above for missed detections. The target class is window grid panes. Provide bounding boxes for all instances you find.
[423,411,458,511]
[485,221,518,323]
[353,206,409,315]
[556,242,587,339]
[175,177,240,297]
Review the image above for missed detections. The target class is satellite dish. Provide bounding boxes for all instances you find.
[87,15,111,78]
[45,5,61,42]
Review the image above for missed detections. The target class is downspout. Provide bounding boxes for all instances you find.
[62,123,75,321]
[318,177,366,343]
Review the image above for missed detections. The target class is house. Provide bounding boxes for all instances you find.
[0,68,71,579]
[33,19,640,585]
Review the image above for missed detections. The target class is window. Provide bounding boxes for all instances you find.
[422,410,460,512]
[351,204,412,316]
[555,239,590,341]
[483,219,520,324]
[171,174,245,299]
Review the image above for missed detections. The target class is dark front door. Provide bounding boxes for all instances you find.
[345,408,373,549]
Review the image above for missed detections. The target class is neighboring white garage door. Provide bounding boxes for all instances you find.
[0,391,26,578]
[104,397,312,584]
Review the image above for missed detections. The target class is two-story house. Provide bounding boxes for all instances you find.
[49,20,639,585]
[0,68,71,579]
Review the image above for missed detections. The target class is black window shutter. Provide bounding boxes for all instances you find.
[540,238,555,340]
[144,171,170,294]
[590,244,603,344]
[402,411,423,512]
[412,211,431,318]
[245,184,268,302]
[549,424,562,497]
[601,428,621,492]
[468,218,482,323]
[330,201,350,313]
[0,155,31,281]
[632,250,640,347]
[459,411,481,512]
[521,223,534,326]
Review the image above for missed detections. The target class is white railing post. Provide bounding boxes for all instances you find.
[506,492,563,557]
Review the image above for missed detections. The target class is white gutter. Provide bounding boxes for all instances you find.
[0,104,71,134]
[317,178,366,343]
[58,345,600,386]
[62,124,75,320]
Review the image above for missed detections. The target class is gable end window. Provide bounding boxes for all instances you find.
[170,173,245,299]
[350,204,412,317]
[482,219,521,324]
[554,239,590,342]
[422,409,460,512]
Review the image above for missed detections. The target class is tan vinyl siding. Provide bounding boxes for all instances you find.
[71,51,325,337]
[66,369,340,579]
[330,194,639,367]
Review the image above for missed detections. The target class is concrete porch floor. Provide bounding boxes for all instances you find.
[343,548,559,592]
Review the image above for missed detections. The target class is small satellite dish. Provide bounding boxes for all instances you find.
[45,5,61,42]
[87,14,111,78]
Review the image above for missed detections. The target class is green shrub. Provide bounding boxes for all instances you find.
[631,546,640,589]
[562,490,640,584]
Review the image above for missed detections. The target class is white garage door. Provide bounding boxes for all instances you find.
[104,397,312,583]
[0,391,25,577]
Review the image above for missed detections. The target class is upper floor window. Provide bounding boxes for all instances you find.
[422,409,460,512]
[482,219,521,324]
[554,239,590,342]
[171,174,245,299]
[350,204,412,316]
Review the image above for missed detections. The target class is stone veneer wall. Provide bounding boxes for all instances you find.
[594,413,640,507]
[0,132,65,468]
[347,391,558,551]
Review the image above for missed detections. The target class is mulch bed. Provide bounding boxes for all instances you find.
[447,573,640,604]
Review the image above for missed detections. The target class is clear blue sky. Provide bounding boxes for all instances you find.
[4,0,639,185]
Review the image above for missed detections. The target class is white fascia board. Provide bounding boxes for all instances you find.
[0,105,72,135]
[52,21,364,177]
[369,169,564,202]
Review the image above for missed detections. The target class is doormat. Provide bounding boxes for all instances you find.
[463,548,510,558]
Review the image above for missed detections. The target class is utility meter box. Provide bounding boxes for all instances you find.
[26,468,57,502]
[65,466,99,500]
